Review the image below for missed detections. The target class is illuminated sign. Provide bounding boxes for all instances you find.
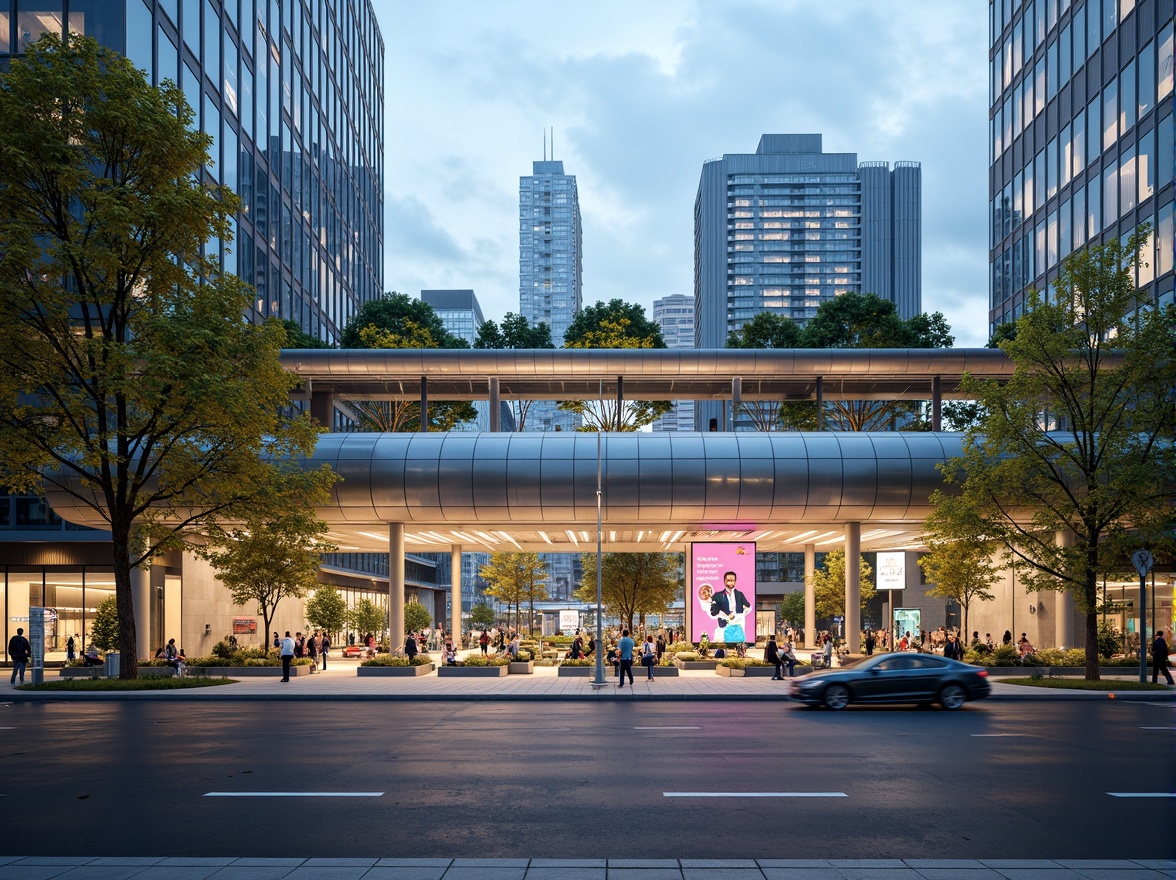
[876,552,907,590]
[232,617,257,635]
[690,542,756,644]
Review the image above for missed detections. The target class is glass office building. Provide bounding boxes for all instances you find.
[650,294,696,433]
[988,0,1174,331]
[0,0,384,659]
[1,0,384,344]
[694,134,921,430]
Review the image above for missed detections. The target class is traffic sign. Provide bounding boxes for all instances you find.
[1131,549,1153,577]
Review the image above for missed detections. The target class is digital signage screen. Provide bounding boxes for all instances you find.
[690,542,756,644]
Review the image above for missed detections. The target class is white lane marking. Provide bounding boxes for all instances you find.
[1106,792,1176,798]
[1139,726,1176,730]
[664,792,846,798]
[204,791,383,797]
[971,733,1032,737]
[635,726,701,730]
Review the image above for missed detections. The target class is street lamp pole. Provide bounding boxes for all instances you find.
[592,383,607,688]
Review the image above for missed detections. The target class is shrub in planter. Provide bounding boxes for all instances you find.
[514,649,533,662]
[460,654,510,667]
[361,654,433,667]
[718,658,748,669]
[559,658,593,667]
[675,651,700,662]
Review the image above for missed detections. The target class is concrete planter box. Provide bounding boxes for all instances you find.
[649,666,680,677]
[716,665,745,677]
[507,661,534,674]
[675,660,719,671]
[739,666,778,677]
[438,665,508,678]
[557,665,595,677]
[189,664,311,677]
[987,666,1146,677]
[357,662,434,677]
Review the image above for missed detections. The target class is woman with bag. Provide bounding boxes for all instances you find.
[642,634,657,681]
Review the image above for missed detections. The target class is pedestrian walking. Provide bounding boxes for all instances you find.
[479,629,489,655]
[66,635,76,663]
[783,639,798,677]
[320,632,330,670]
[404,632,418,660]
[642,634,657,681]
[306,630,318,669]
[279,631,295,682]
[765,634,783,680]
[617,629,635,687]
[8,627,31,685]
[1153,629,1174,685]
[272,631,280,649]
[864,630,876,656]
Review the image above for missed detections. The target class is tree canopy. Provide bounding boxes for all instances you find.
[349,597,388,642]
[929,229,1175,678]
[304,586,349,637]
[473,313,553,430]
[560,299,671,430]
[727,313,804,430]
[338,292,476,431]
[0,35,322,677]
[479,552,548,633]
[576,552,680,632]
[404,600,433,636]
[810,550,875,621]
[918,503,999,641]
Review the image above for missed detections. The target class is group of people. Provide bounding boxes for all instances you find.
[763,634,800,679]
[271,629,331,671]
[153,639,186,676]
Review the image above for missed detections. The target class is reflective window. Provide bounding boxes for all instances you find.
[1059,198,1071,260]
[1072,4,1085,69]
[224,29,238,117]
[1102,162,1118,229]
[157,27,177,88]
[1087,176,1101,238]
[159,0,178,27]
[1087,0,1101,55]
[0,9,8,53]
[1159,113,1173,190]
[1060,123,1072,189]
[1157,201,1174,276]
[1073,107,1085,173]
[125,0,152,80]
[182,0,199,57]
[183,60,200,128]
[17,2,63,50]
[1138,129,1154,203]
[1072,186,1086,249]
[1047,135,1058,200]
[1120,145,1137,214]
[67,0,121,44]
[1103,80,1118,151]
[204,0,219,89]
[1087,94,1101,161]
[1047,208,1058,268]
[1159,23,1173,103]
[1120,59,1136,133]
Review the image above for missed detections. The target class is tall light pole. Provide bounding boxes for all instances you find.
[591,381,608,688]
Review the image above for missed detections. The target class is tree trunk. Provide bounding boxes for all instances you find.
[110,520,139,679]
[1084,550,1100,680]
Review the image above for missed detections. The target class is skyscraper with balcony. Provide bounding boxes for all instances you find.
[519,159,583,433]
[988,0,1173,331]
[651,294,696,432]
[0,0,384,659]
[694,134,921,429]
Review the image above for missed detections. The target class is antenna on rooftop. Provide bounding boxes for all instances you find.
[551,127,555,160]
[543,129,546,161]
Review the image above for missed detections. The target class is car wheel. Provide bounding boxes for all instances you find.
[939,683,966,710]
[823,684,850,710]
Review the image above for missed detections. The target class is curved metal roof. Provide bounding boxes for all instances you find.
[47,430,965,555]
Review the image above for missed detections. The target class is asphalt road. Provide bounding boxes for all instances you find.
[1,699,1172,860]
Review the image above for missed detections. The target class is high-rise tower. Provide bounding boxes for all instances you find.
[987,0,1173,332]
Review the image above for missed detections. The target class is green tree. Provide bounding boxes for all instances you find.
[0,36,321,677]
[810,550,875,620]
[726,313,803,430]
[338,292,476,431]
[304,585,349,638]
[576,553,679,633]
[349,597,388,642]
[202,497,337,646]
[929,229,1176,679]
[404,600,433,636]
[778,294,955,431]
[918,507,1000,641]
[468,601,496,629]
[89,597,120,653]
[474,313,553,430]
[559,299,672,431]
[778,591,806,626]
[282,320,332,350]
[480,552,548,633]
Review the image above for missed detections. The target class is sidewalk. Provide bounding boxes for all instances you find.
[4,659,1173,701]
[0,856,1173,879]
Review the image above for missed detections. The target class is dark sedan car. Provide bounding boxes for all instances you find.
[789,652,991,710]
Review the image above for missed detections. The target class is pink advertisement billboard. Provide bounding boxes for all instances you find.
[690,542,756,644]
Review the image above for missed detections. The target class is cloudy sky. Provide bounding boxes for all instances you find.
[376,1,992,347]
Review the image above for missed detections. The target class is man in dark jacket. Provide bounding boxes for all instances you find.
[8,627,31,685]
[943,633,963,661]
[765,635,782,680]
[1153,630,1174,685]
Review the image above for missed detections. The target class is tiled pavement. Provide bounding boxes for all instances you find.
[4,659,1174,701]
[0,857,1174,880]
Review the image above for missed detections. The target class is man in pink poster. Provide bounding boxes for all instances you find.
[709,570,751,643]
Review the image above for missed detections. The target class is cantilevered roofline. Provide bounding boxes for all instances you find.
[279,347,1015,402]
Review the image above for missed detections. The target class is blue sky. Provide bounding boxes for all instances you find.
[376,0,992,346]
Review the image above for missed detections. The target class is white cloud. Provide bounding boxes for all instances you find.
[378,0,993,347]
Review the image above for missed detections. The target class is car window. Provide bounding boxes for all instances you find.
[874,656,912,671]
[908,656,947,669]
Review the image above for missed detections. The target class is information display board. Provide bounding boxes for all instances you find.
[690,542,756,644]
[893,607,922,647]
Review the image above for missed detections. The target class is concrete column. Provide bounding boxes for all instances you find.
[130,562,152,660]
[931,375,942,431]
[1055,530,1076,648]
[450,544,463,646]
[731,377,742,431]
[420,377,428,431]
[389,523,405,652]
[815,377,824,430]
[845,522,861,654]
[488,378,500,432]
[309,391,335,429]
[616,376,624,432]
[804,543,816,649]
